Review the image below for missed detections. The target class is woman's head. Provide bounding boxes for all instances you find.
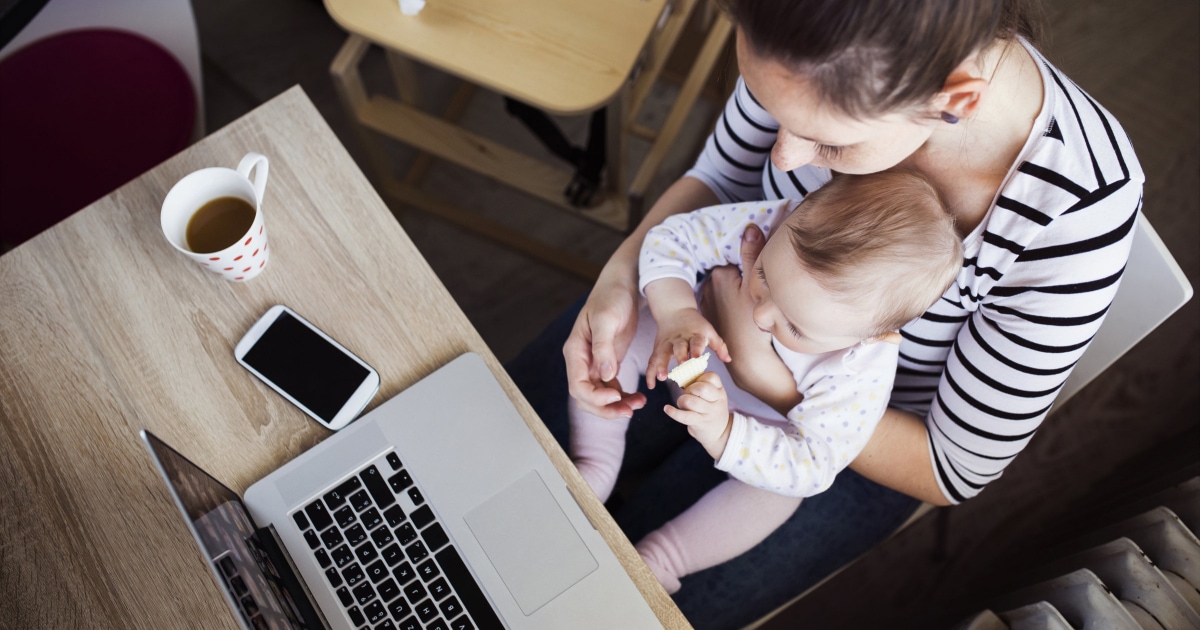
[727,0,1042,173]
[750,171,962,353]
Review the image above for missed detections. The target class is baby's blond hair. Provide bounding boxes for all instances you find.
[786,171,962,338]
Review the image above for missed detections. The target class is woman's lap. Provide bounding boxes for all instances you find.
[505,297,920,629]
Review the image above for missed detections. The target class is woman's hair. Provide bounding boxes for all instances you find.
[786,171,962,336]
[724,0,1045,118]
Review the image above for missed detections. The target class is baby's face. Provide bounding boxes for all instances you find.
[749,233,878,355]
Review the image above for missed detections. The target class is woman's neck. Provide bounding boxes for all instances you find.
[905,37,1045,236]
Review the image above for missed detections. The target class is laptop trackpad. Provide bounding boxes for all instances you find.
[464,470,598,615]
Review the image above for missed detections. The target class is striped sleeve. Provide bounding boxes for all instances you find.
[894,50,1144,503]
[685,77,778,204]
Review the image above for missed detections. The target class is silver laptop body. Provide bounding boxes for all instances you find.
[145,352,660,630]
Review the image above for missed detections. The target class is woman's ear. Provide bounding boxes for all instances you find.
[933,54,990,121]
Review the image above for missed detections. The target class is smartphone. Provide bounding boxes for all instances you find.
[235,305,380,430]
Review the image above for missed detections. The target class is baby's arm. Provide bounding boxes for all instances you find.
[717,341,899,497]
[640,199,797,384]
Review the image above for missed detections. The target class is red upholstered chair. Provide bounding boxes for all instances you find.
[0,0,203,248]
[0,29,197,246]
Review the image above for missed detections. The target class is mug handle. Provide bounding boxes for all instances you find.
[237,152,270,206]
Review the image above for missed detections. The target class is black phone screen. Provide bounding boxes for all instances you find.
[241,311,370,422]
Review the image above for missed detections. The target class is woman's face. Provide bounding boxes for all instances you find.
[737,31,941,175]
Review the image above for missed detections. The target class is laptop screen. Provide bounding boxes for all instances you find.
[142,431,320,630]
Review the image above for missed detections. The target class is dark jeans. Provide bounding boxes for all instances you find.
[505,297,920,629]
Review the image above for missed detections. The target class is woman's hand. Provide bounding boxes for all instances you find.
[563,273,647,419]
[700,225,802,414]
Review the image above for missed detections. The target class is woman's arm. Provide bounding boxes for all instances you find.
[849,407,951,506]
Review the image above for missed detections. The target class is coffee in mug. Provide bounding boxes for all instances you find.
[161,152,271,282]
[186,196,257,253]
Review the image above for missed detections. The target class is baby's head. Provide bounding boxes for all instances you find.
[751,171,961,354]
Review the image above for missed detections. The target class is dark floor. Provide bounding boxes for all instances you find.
[196,1,1198,628]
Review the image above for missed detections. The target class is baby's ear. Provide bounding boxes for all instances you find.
[864,332,902,345]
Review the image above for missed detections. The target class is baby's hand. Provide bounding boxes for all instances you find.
[664,372,732,460]
[647,307,730,389]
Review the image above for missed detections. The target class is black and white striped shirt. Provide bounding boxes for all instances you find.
[684,41,1143,503]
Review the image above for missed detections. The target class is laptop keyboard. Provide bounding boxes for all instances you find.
[291,451,502,630]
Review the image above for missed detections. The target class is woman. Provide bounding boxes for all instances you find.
[506,0,1142,626]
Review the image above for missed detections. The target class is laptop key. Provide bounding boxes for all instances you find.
[364,600,387,624]
[397,523,417,545]
[325,477,362,509]
[397,617,420,630]
[361,507,384,530]
[417,559,440,582]
[335,505,357,528]
[386,452,402,471]
[347,606,365,627]
[315,548,332,569]
[387,596,412,619]
[410,505,434,529]
[439,596,462,620]
[427,620,449,630]
[388,470,413,493]
[381,544,405,567]
[304,500,334,531]
[332,544,354,568]
[414,598,437,623]
[325,567,343,588]
[377,577,401,603]
[428,577,450,600]
[371,525,395,548]
[405,540,429,564]
[393,561,416,584]
[384,505,406,528]
[436,546,503,630]
[407,487,424,506]
[356,543,380,565]
[343,563,366,587]
[345,524,368,547]
[375,620,397,630]
[292,510,310,531]
[404,579,427,603]
[321,527,345,549]
[421,523,449,552]
[366,559,389,584]
[448,616,474,630]
[353,581,377,606]
[350,490,372,512]
[361,466,396,509]
[304,530,321,550]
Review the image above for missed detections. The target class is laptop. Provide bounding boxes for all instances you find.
[142,352,661,630]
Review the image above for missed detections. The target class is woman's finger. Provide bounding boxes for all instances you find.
[739,224,766,273]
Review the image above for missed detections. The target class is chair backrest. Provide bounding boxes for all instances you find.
[0,0,204,139]
[1055,212,1193,407]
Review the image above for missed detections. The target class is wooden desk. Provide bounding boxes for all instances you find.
[325,0,732,280]
[0,86,688,629]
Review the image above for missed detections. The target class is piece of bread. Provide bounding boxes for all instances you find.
[667,352,711,388]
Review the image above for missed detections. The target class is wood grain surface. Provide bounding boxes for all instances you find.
[322,0,667,114]
[0,86,687,629]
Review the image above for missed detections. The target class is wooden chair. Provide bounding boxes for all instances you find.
[747,212,1194,629]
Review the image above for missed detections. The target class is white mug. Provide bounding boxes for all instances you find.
[161,152,270,282]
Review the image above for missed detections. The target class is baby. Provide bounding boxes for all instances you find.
[568,171,963,593]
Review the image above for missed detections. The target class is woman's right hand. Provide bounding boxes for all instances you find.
[563,271,647,419]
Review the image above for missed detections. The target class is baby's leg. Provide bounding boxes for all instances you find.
[568,305,657,503]
[636,479,803,593]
